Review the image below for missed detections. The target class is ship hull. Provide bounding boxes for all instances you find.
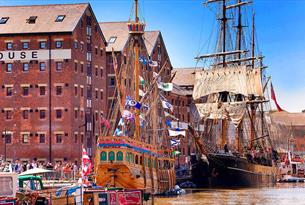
[191,153,278,188]
[95,136,176,194]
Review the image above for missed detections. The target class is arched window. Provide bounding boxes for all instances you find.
[126,152,130,162]
[100,151,107,161]
[135,155,139,164]
[144,158,147,167]
[140,156,143,165]
[148,158,151,167]
[130,153,134,163]
[108,151,115,162]
[117,151,123,161]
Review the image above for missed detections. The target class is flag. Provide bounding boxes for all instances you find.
[164,111,178,120]
[114,128,123,136]
[270,83,284,112]
[139,89,144,97]
[139,76,145,85]
[165,119,172,128]
[100,115,110,129]
[126,96,142,109]
[82,148,92,177]
[168,129,186,137]
[170,139,180,146]
[118,118,124,126]
[148,60,158,67]
[139,56,148,65]
[162,100,174,112]
[173,150,181,156]
[153,72,161,83]
[122,110,134,120]
[157,82,173,92]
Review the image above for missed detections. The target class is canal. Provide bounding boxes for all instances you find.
[154,183,305,205]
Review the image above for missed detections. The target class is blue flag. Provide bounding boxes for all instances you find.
[165,119,172,128]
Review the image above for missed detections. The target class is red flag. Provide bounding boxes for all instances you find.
[82,148,92,177]
[270,83,284,112]
[100,114,111,129]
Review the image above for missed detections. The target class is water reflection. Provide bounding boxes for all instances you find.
[154,184,305,205]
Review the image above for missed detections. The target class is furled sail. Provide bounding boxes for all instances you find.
[193,66,263,100]
[195,102,247,126]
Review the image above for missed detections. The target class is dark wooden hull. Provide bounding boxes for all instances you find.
[191,153,278,188]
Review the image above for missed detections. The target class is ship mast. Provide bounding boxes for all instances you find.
[128,0,145,140]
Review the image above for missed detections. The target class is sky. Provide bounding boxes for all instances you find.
[1,0,305,113]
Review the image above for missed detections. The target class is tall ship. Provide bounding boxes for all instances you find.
[94,0,176,194]
[190,0,279,187]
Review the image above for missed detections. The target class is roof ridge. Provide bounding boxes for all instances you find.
[0,3,89,8]
[99,21,129,24]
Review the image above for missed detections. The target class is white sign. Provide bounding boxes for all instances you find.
[0,49,71,61]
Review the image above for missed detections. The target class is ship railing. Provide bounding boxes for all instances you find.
[97,136,157,152]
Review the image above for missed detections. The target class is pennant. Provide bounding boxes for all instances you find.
[126,96,142,109]
[158,82,173,92]
[139,76,145,85]
[114,128,123,136]
[162,100,174,112]
[149,60,158,67]
[153,72,161,83]
[164,111,178,120]
[139,56,148,65]
[170,139,180,146]
[100,115,110,129]
[140,114,145,127]
[139,89,144,97]
[82,148,92,177]
[168,129,186,137]
[122,110,134,120]
[118,118,124,126]
[173,150,181,156]
[271,83,284,112]
[143,104,149,109]
[165,119,172,128]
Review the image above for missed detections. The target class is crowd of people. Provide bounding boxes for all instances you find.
[0,156,80,180]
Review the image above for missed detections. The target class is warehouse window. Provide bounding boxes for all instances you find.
[55,15,65,22]
[55,41,63,48]
[39,110,46,119]
[6,64,12,72]
[108,36,117,44]
[5,110,12,120]
[27,16,37,24]
[23,63,29,72]
[39,62,46,71]
[39,133,45,143]
[6,87,12,96]
[0,17,9,24]
[55,109,62,119]
[22,86,29,96]
[22,110,29,120]
[39,41,46,49]
[22,42,29,49]
[6,42,13,50]
[39,86,46,96]
[22,133,29,143]
[56,134,62,143]
[56,62,62,71]
[56,86,62,96]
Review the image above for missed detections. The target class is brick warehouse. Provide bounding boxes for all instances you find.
[0,3,107,164]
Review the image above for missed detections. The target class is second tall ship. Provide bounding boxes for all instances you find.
[190,0,279,187]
